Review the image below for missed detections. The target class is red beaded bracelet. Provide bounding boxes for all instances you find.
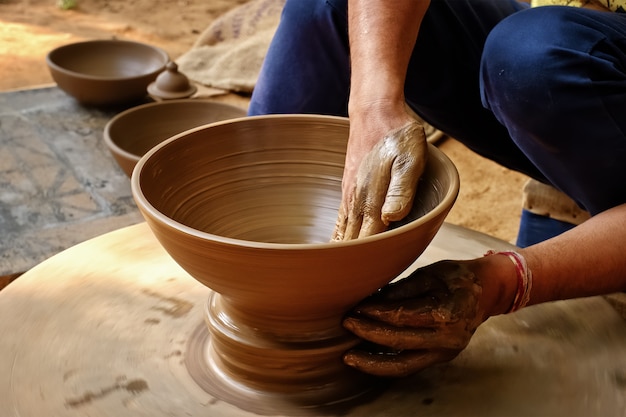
[484,250,533,313]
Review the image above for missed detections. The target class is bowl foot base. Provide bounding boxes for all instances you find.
[184,296,388,415]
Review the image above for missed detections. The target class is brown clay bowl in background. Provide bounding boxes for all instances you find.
[132,114,459,335]
[46,40,169,106]
[103,99,246,177]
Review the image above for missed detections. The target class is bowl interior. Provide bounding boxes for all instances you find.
[47,40,167,79]
[136,115,456,245]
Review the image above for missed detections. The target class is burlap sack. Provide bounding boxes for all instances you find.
[176,0,286,93]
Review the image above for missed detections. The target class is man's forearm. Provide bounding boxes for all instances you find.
[347,0,430,109]
[521,203,626,305]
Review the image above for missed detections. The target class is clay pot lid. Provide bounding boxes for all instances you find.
[147,61,197,100]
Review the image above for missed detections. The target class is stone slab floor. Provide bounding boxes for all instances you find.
[0,86,145,281]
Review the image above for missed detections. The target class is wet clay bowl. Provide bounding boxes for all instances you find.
[103,99,246,177]
[131,114,459,409]
[132,114,459,333]
[46,40,169,107]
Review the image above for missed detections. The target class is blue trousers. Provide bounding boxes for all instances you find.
[249,0,626,238]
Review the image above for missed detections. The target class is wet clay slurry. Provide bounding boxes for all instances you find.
[131,115,459,413]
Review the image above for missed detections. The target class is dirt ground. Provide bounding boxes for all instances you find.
[0,0,528,244]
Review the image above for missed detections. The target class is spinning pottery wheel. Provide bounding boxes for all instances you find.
[1,223,626,416]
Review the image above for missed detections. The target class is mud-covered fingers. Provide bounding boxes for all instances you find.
[351,275,451,325]
[358,211,388,238]
[335,182,368,240]
[361,286,479,330]
[343,192,388,240]
[343,313,468,351]
[343,346,459,378]
[331,204,348,241]
[380,155,423,224]
[380,122,427,224]
[343,208,363,240]
[380,180,416,224]
[351,295,447,327]
[332,195,368,241]
[356,174,390,239]
[347,141,394,238]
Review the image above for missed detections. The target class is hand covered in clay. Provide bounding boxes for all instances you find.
[332,119,427,241]
[342,260,488,377]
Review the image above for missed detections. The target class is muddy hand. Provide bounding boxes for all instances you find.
[342,260,486,377]
[332,122,427,241]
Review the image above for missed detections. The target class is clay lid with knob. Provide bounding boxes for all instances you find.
[148,61,197,100]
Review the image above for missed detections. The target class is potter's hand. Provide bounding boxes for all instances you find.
[342,260,487,377]
[332,120,427,241]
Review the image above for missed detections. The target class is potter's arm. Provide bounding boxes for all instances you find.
[455,202,626,318]
[445,202,626,316]
[342,204,626,377]
[518,203,626,306]
[332,0,431,240]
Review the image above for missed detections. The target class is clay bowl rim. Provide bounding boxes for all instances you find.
[103,99,248,165]
[45,39,169,82]
[131,114,460,250]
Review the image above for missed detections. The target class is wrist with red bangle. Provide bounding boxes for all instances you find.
[484,250,533,313]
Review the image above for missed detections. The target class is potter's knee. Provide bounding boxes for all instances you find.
[480,8,582,115]
[482,7,587,80]
[482,8,568,83]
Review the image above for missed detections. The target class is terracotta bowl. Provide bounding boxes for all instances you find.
[131,114,459,408]
[132,114,459,327]
[103,99,246,177]
[46,40,169,106]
